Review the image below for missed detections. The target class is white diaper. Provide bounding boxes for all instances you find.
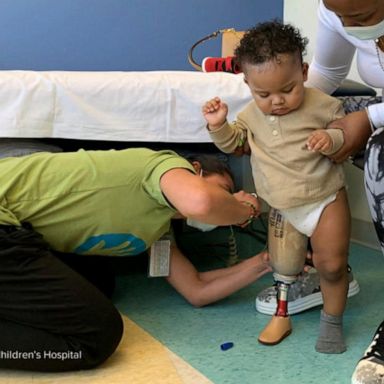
[280,193,337,237]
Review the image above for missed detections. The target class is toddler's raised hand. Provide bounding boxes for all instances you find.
[202,97,228,131]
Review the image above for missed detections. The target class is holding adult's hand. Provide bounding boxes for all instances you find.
[327,110,372,163]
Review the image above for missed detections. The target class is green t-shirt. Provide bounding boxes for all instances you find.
[0,148,194,256]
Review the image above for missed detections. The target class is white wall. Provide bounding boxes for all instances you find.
[283,0,318,64]
[284,0,372,223]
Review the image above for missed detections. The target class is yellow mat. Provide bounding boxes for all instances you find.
[0,316,213,384]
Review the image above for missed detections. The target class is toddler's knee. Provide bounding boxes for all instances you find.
[80,306,124,369]
[316,259,347,282]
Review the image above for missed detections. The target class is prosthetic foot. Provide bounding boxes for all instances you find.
[258,279,293,345]
[258,315,292,345]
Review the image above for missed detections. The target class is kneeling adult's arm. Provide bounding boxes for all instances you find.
[160,168,256,226]
[166,245,271,307]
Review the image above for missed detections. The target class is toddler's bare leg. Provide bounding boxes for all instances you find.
[311,189,350,354]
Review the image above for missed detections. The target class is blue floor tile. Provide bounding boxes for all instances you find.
[113,243,383,384]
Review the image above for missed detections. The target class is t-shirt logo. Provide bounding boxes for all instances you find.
[75,233,147,256]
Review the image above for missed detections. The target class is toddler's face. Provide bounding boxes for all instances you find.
[243,54,308,116]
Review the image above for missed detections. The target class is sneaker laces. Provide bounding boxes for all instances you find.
[364,322,384,360]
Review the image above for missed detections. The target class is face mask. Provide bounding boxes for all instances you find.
[186,218,218,232]
[344,19,384,40]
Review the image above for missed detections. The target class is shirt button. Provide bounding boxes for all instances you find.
[272,130,278,136]
[269,116,276,122]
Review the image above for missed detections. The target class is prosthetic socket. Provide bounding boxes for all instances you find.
[258,208,308,345]
[268,208,308,314]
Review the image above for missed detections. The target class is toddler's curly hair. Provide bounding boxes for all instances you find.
[234,20,308,69]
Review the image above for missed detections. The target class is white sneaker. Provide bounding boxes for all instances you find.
[255,267,360,315]
[352,320,384,384]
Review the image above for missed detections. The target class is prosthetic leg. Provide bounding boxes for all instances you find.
[258,208,308,345]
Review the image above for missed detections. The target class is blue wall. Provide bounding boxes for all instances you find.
[0,0,282,71]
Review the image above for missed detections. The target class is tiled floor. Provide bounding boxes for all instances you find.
[0,240,381,384]
[114,242,383,384]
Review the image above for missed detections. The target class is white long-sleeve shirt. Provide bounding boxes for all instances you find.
[307,0,384,128]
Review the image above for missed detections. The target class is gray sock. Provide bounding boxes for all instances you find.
[315,310,346,354]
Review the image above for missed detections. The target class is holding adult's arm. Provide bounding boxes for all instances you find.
[326,112,372,162]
